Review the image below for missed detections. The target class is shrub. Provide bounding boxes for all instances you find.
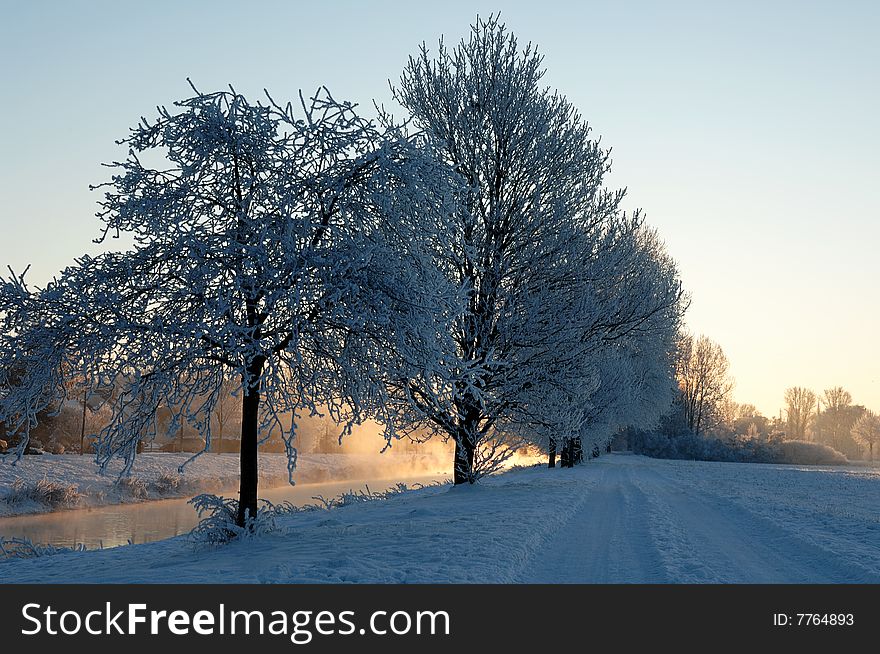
[0,537,86,559]
[628,427,849,466]
[188,494,277,546]
[776,440,848,466]
[114,476,148,499]
[3,479,81,508]
[310,482,428,510]
[149,472,183,495]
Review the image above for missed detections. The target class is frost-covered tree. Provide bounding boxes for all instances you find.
[0,84,463,526]
[558,228,682,466]
[851,411,880,462]
[814,386,862,456]
[393,16,684,482]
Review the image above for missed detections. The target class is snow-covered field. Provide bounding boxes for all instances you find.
[2,454,879,583]
[0,452,450,517]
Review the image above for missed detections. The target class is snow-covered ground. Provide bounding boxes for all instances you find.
[2,454,879,583]
[0,452,450,517]
[522,455,880,583]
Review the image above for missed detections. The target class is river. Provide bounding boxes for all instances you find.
[0,474,448,550]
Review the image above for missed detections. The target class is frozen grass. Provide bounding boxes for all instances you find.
[0,537,86,559]
[3,479,81,510]
[114,476,149,499]
[149,471,184,494]
[307,481,444,511]
[189,481,447,546]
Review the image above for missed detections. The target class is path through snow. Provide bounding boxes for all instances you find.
[522,455,880,583]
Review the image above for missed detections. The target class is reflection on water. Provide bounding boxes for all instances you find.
[0,475,447,550]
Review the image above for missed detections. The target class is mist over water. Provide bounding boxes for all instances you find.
[0,474,449,550]
[263,416,544,484]
[0,429,544,550]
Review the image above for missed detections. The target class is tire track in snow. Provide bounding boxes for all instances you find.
[519,463,667,582]
[633,464,880,583]
[521,456,880,583]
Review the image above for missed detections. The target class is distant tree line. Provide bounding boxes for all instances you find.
[619,331,879,464]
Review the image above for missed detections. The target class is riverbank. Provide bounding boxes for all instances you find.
[0,452,450,517]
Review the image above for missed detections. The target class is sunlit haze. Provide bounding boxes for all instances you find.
[1,0,877,417]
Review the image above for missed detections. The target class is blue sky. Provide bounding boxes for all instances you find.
[1,0,878,416]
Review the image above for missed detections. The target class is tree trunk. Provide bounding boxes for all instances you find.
[453,403,479,485]
[237,356,264,527]
[548,437,556,468]
[560,438,570,468]
[453,435,475,485]
[572,436,583,464]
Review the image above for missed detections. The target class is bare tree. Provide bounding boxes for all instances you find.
[676,333,734,435]
[823,386,852,412]
[784,386,816,441]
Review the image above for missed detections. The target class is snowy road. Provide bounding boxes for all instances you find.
[522,457,880,583]
[522,462,667,582]
[3,454,879,583]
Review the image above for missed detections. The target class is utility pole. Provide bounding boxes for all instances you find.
[80,389,87,455]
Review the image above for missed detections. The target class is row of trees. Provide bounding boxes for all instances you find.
[634,329,879,462]
[783,386,878,460]
[0,17,685,527]
[709,386,879,462]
